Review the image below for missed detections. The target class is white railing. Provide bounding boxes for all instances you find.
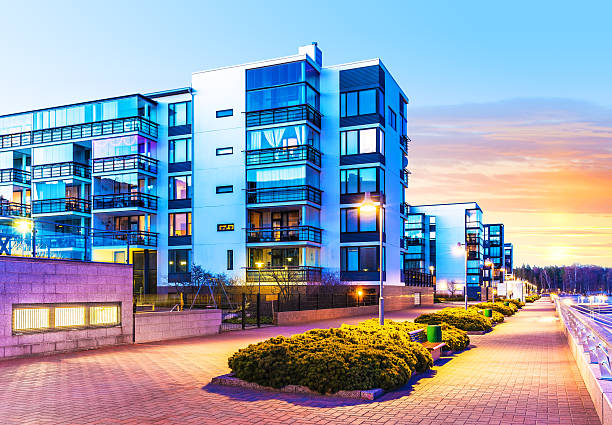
[556,298,612,381]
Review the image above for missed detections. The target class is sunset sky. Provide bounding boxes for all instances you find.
[1,1,610,267]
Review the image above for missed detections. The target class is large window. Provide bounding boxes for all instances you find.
[340,167,384,194]
[340,128,384,156]
[247,165,319,190]
[168,101,192,127]
[169,212,192,236]
[388,108,397,130]
[247,124,320,150]
[246,84,319,111]
[340,207,380,232]
[340,89,384,118]
[169,138,192,163]
[246,61,319,91]
[340,246,383,272]
[169,175,192,200]
[169,249,191,273]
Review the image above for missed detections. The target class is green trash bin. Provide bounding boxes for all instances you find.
[427,324,442,343]
[504,301,510,306]
[484,308,493,317]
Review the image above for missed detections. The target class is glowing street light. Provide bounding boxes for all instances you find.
[255,261,264,294]
[359,192,383,325]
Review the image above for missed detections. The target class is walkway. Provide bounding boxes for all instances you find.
[0,302,600,424]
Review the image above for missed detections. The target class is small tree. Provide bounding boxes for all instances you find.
[447,280,458,297]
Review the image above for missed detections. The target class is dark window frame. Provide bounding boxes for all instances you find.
[168,249,192,274]
[168,101,193,127]
[340,127,385,156]
[340,88,384,118]
[340,207,383,233]
[169,212,192,237]
[388,107,397,130]
[168,137,192,163]
[340,167,385,194]
[340,246,384,272]
[216,109,234,118]
[227,250,234,270]
[216,185,233,194]
[168,175,192,200]
[216,147,233,156]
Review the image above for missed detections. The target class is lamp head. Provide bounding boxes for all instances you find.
[359,192,378,213]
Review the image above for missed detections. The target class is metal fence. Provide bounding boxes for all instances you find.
[277,291,377,312]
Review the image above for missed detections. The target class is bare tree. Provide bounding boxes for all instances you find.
[447,280,458,297]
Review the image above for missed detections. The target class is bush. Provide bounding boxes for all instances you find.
[415,307,493,332]
[508,299,525,309]
[474,302,515,316]
[356,319,470,352]
[470,307,504,323]
[526,295,541,303]
[228,323,434,394]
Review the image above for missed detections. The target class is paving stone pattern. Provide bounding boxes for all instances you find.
[0,301,600,424]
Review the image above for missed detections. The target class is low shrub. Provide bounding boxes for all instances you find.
[526,295,541,303]
[474,302,515,316]
[415,307,493,332]
[470,307,504,323]
[228,323,434,394]
[356,319,470,352]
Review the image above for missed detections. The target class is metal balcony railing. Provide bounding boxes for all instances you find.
[246,185,322,205]
[245,104,322,128]
[400,237,424,249]
[92,230,158,247]
[32,198,91,214]
[400,135,410,151]
[0,201,30,217]
[92,154,158,174]
[404,269,434,287]
[400,168,411,185]
[32,162,91,180]
[400,202,410,215]
[0,116,158,149]
[92,192,158,210]
[0,168,30,184]
[246,145,321,167]
[246,266,322,283]
[247,226,322,244]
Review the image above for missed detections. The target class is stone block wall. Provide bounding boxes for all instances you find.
[134,309,221,343]
[0,257,133,360]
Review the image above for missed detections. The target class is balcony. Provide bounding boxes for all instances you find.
[400,237,424,249]
[92,230,158,247]
[246,185,321,205]
[0,201,30,217]
[32,162,91,180]
[92,192,158,211]
[247,226,322,244]
[32,198,91,215]
[92,154,158,174]
[246,145,321,167]
[0,116,158,149]
[400,135,410,151]
[0,168,30,184]
[400,168,411,186]
[400,202,410,215]
[246,266,322,283]
[245,105,321,128]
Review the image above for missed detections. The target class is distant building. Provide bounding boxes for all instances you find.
[483,223,505,297]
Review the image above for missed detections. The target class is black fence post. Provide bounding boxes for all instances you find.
[241,293,246,330]
[298,293,301,311]
[256,293,261,328]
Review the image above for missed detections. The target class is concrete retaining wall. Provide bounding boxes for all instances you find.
[558,303,612,425]
[134,309,222,343]
[276,286,433,326]
[0,257,133,360]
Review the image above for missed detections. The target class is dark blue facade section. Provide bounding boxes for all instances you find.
[340,65,385,92]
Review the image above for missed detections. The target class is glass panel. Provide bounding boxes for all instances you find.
[359,128,376,153]
[343,169,359,193]
[347,247,359,271]
[246,125,319,150]
[360,168,377,193]
[346,131,358,155]
[247,62,305,90]
[346,92,358,116]
[346,208,358,232]
[246,85,305,111]
[360,209,377,232]
[360,247,378,271]
[359,89,376,115]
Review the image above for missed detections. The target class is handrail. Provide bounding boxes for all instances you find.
[32,161,91,179]
[92,154,158,174]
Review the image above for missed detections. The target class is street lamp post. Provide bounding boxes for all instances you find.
[255,261,264,294]
[359,192,384,325]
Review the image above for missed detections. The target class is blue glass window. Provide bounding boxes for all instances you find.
[246,84,319,111]
[247,61,319,91]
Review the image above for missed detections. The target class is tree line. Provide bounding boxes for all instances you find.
[514,265,612,294]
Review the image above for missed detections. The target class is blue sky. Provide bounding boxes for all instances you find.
[1,0,611,266]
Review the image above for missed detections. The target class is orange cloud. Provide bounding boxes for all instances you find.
[407,98,612,267]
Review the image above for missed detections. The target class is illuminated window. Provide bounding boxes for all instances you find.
[54,307,86,327]
[90,306,120,326]
[13,308,50,331]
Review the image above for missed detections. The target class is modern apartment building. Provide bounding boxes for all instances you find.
[483,223,505,292]
[503,242,514,275]
[0,43,418,293]
[408,202,484,298]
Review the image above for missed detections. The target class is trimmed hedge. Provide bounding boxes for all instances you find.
[356,319,470,352]
[474,302,515,316]
[228,324,433,394]
[506,299,525,309]
[470,307,504,323]
[526,295,541,303]
[415,307,493,332]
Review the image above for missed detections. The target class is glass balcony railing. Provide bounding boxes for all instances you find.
[92,192,158,210]
[400,202,410,215]
[246,145,321,167]
[32,162,91,180]
[400,237,424,249]
[92,230,158,247]
[246,185,322,205]
[400,135,410,151]
[0,168,30,184]
[246,226,322,244]
[92,154,158,174]
[0,116,158,149]
[32,198,91,214]
[245,104,321,128]
[246,266,322,283]
[400,168,410,185]
[0,201,30,217]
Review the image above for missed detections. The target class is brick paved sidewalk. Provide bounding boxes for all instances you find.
[0,301,600,424]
